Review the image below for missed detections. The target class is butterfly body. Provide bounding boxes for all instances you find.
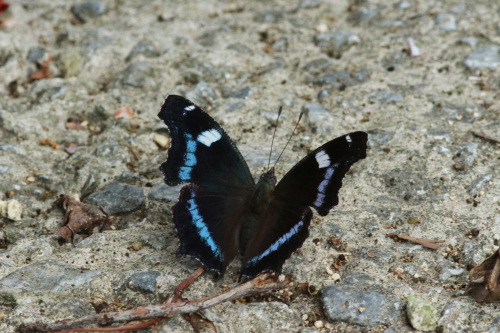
[159,95,367,279]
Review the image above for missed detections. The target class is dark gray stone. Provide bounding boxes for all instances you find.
[0,164,9,174]
[368,91,403,104]
[271,37,288,52]
[317,88,331,101]
[321,276,400,327]
[302,58,331,74]
[71,2,107,23]
[384,324,412,332]
[26,46,46,63]
[0,260,101,293]
[119,63,155,88]
[95,140,128,162]
[458,37,479,47]
[30,81,70,103]
[125,40,160,62]
[382,51,408,71]
[253,10,284,23]
[302,102,335,133]
[464,45,500,70]
[468,174,493,193]
[148,183,182,202]
[125,271,161,294]
[298,0,321,9]
[226,101,245,112]
[185,82,218,109]
[0,292,17,308]
[81,173,100,198]
[227,43,252,53]
[307,70,371,89]
[438,260,466,281]
[348,5,381,25]
[427,129,451,142]
[453,142,478,169]
[222,87,251,99]
[314,30,360,56]
[360,247,396,263]
[54,298,94,318]
[395,1,411,10]
[436,13,456,31]
[431,103,485,123]
[438,300,478,332]
[85,182,144,215]
[324,223,343,237]
[140,234,170,251]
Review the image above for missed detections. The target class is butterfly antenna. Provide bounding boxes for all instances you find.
[273,112,303,169]
[267,106,283,170]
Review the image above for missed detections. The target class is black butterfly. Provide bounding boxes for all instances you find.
[159,95,367,279]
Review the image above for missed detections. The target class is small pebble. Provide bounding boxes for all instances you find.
[154,134,170,148]
[0,199,22,220]
[314,320,324,328]
[331,273,341,282]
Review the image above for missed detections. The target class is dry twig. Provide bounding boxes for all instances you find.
[54,195,114,242]
[385,234,444,250]
[471,131,500,145]
[17,273,288,333]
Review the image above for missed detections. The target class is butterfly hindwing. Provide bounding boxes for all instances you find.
[241,205,312,279]
[159,95,254,275]
[173,184,244,274]
[241,132,368,278]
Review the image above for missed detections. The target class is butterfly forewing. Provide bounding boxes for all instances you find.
[159,95,254,192]
[159,95,255,275]
[274,131,368,216]
[241,131,367,278]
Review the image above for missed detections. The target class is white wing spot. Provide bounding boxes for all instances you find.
[184,105,195,111]
[197,129,222,147]
[315,150,330,168]
[346,134,352,144]
[314,166,336,207]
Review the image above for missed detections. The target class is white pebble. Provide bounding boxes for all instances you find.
[0,200,22,221]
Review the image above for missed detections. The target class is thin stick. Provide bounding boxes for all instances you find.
[273,112,303,169]
[18,274,288,333]
[471,131,500,145]
[385,234,444,250]
[169,266,206,303]
[267,106,282,170]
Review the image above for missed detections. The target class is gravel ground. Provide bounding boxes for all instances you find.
[0,0,499,332]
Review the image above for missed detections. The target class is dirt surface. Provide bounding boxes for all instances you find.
[0,0,499,332]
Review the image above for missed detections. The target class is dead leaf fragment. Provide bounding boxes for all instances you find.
[30,56,54,81]
[385,234,444,250]
[184,312,217,333]
[54,195,116,242]
[467,248,500,303]
[114,106,134,119]
[0,1,9,13]
[40,139,59,150]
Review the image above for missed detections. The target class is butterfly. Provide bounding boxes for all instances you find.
[158,95,368,280]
